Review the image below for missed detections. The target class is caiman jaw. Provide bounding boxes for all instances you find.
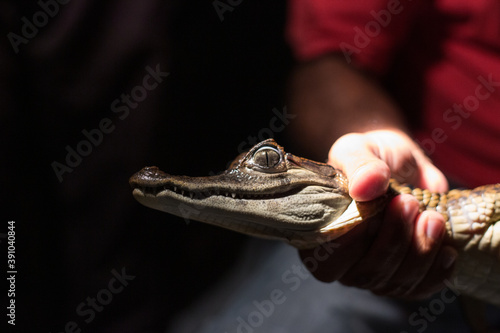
[130,139,361,248]
[130,166,316,200]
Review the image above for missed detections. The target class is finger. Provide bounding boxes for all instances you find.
[329,133,391,201]
[372,210,446,297]
[338,194,418,289]
[412,149,449,193]
[417,160,449,193]
[407,245,458,299]
[298,217,378,282]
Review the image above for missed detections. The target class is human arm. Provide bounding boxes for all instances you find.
[289,55,458,298]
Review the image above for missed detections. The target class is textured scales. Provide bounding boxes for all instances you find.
[130,139,500,305]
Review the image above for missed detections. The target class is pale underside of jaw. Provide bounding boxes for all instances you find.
[133,184,361,239]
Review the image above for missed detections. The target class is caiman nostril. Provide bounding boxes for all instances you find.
[129,166,169,188]
[139,166,169,179]
[142,166,166,177]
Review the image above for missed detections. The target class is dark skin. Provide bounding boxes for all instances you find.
[289,55,458,299]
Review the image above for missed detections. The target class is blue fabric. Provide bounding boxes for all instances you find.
[167,239,474,333]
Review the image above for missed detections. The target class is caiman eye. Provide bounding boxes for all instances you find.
[253,147,281,168]
[248,146,286,173]
[241,139,288,173]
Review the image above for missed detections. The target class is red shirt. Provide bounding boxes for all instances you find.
[287,0,500,187]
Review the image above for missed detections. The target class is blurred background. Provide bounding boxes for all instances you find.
[1,1,293,331]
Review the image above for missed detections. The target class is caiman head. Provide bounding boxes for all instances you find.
[129,139,378,249]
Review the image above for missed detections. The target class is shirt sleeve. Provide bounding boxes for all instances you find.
[286,0,425,75]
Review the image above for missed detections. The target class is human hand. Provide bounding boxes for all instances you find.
[299,129,459,299]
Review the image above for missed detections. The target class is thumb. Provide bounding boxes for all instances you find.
[329,133,391,202]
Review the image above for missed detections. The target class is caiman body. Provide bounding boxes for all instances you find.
[130,139,500,305]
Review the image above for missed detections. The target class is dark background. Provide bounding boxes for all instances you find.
[1,1,293,332]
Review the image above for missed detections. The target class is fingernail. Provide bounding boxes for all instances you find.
[426,216,444,241]
[350,164,389,201]
[401,196,418,222]
[441,248,457,270]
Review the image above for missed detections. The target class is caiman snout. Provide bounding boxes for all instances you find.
[129,166,169,188]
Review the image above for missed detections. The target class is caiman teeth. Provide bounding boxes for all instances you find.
[137,184,291,200]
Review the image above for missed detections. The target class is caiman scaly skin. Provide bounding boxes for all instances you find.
[130,139,500,305]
